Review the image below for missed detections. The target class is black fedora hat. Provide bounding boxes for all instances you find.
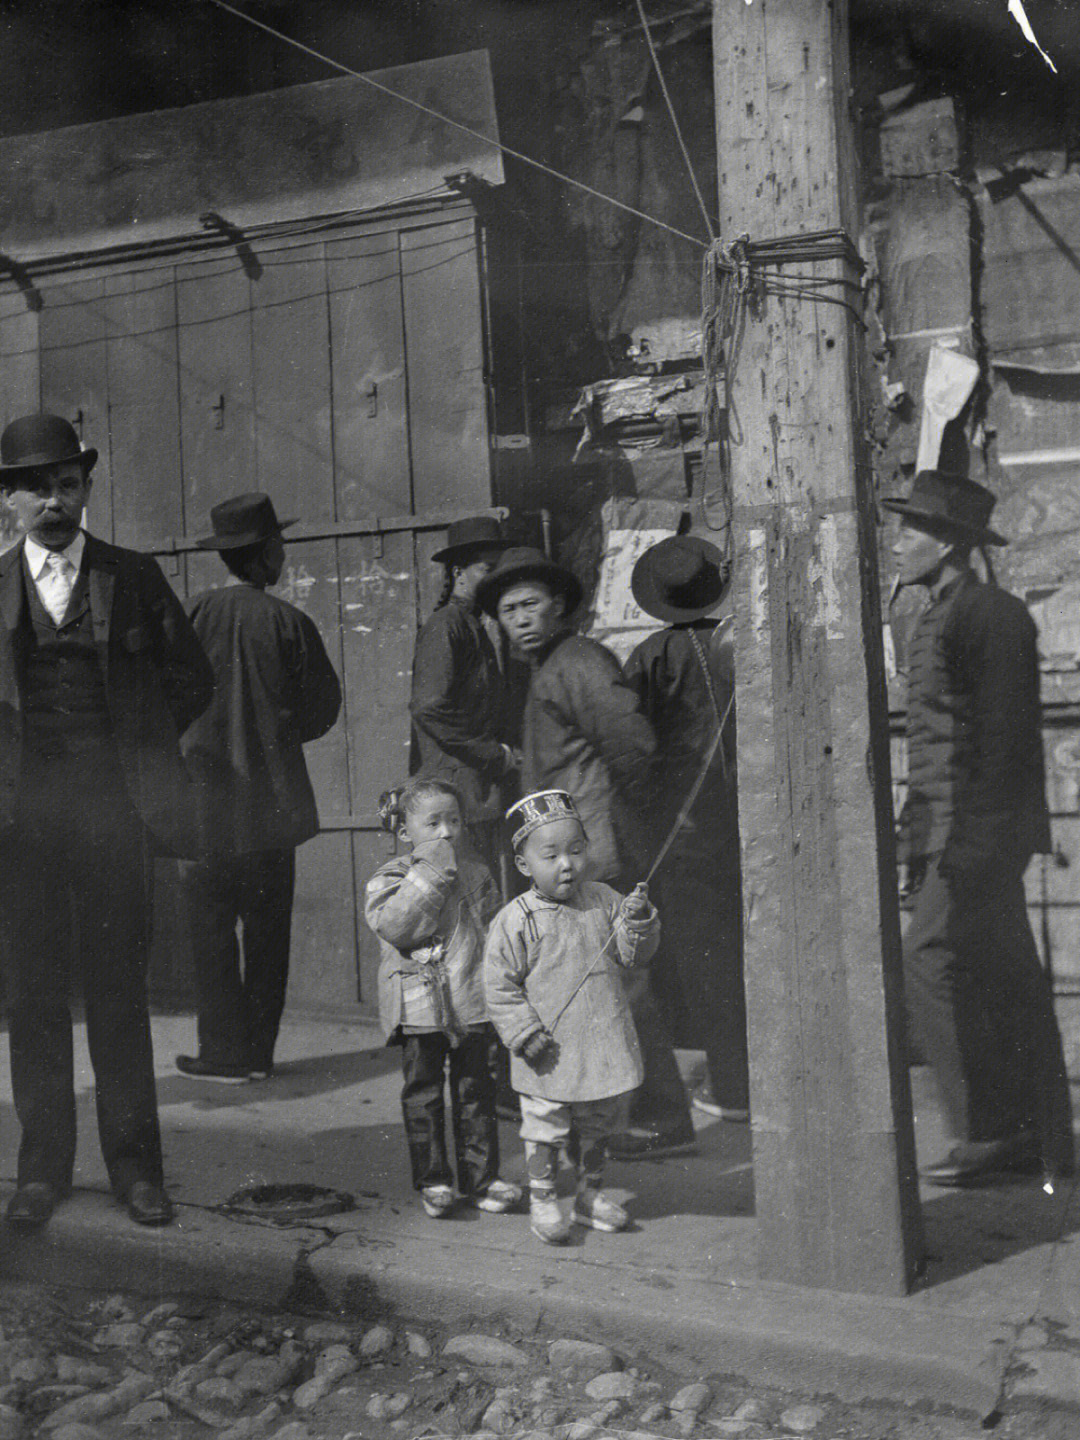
[477,546,584,618]
[0,413,97,478]
[196,493,297,550]
[631,536,730,624]
[881,470,1006,546]
[431,515,504,565]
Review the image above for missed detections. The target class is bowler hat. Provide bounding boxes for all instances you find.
[881,470,1006,546]
[431,515,504,565]
[476,546,584,618]
[631,536,730,624]
[196,493,297,550]
[0,413,97,479]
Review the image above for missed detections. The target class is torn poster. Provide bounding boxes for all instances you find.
[916,344,980,471]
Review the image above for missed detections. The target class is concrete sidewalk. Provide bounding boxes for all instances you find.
[1,1012,1079,1422]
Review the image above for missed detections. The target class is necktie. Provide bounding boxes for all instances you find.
[43,552,76,625]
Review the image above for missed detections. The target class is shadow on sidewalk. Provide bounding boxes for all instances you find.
[155,1045,399,1108]
[918,1175,1080,1290]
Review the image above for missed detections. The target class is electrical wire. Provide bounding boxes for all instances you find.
[632,0,716,242]
[201,0,709,250]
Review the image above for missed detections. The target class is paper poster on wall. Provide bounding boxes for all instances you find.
[583,497,686,664]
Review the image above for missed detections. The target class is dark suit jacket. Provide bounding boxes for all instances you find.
[623,618,738,863]
[900,571,1051,881]
[181,582,342,854]
[409,597,509,821]
[0,533,215,857]
[521,630,656,882]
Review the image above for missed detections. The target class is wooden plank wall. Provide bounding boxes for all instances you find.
[0,204,493,1021]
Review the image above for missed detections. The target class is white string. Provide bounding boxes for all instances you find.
[546,689,735,1034]
[201,0,709,250]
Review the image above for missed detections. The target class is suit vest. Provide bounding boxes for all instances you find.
[19,558,113,759]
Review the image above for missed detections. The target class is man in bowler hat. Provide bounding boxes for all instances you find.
[176,494,341,1082]
[885,470,1073,1185]
[0,412,215,1228]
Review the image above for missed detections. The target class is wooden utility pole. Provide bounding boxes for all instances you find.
[712,0,923,1293]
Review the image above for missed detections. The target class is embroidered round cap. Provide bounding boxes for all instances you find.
[507,789,582,849]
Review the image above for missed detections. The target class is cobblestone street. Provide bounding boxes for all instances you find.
[0,1281,1069,1440]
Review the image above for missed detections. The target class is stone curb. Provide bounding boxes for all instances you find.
[0,1191,1023,1421]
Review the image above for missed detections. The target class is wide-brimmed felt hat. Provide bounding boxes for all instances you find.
[631,535,730,623]
[196,493,297,550]
[431,515,505,565]
[0,413,97,480]
[881,470,1006,546]
[476,546,584,618]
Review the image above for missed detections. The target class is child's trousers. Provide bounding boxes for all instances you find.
[518,1092,624,1190]
[400,1027,500,1194]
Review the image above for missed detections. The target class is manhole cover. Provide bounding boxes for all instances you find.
[222,1183,355,1224]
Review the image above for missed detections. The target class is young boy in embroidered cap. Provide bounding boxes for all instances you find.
[483,790,659,1243]
[365,779,522,1220]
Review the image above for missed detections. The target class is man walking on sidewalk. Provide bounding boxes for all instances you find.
[176,494,341,1082]
[886,470,1074,1186]
[0,412,214,1229]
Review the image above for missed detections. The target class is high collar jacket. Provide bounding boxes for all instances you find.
[520,630,656,883]
[898,571,1051,877]
[0,533,215,857]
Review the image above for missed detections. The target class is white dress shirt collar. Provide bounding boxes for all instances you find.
[24,530,86,580]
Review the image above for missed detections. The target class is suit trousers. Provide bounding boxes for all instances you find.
[2,751,164,1197]
[650,850,750,1112]
[179,849,296,1072]
[903,855,1074,1175]
[399,1027,500,1194]
[624,966,694,1132]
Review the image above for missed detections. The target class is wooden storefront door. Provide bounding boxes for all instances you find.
[0,202,496,1018]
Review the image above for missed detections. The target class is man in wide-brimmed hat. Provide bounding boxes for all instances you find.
[479,547,697,1158]
[0,412,215,1230]
[624,536,749,1131]
[176,493,341,1082]
[884,469,1073,1186]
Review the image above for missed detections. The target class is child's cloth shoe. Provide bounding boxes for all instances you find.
[420,1184,456,1218]
[529,1190,573,1243]
[574,1187,628,1232]
[474,1179,523,1213]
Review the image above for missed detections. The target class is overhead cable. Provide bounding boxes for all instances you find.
[201,0,709,250]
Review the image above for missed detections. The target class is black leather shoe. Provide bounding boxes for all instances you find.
[126,1181,174,1227]
[176,1054,250,1084]
[921,1136,1041,1187]
[6,1182,58,1229]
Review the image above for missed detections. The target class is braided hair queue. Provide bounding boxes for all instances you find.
[434,563,455,610]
